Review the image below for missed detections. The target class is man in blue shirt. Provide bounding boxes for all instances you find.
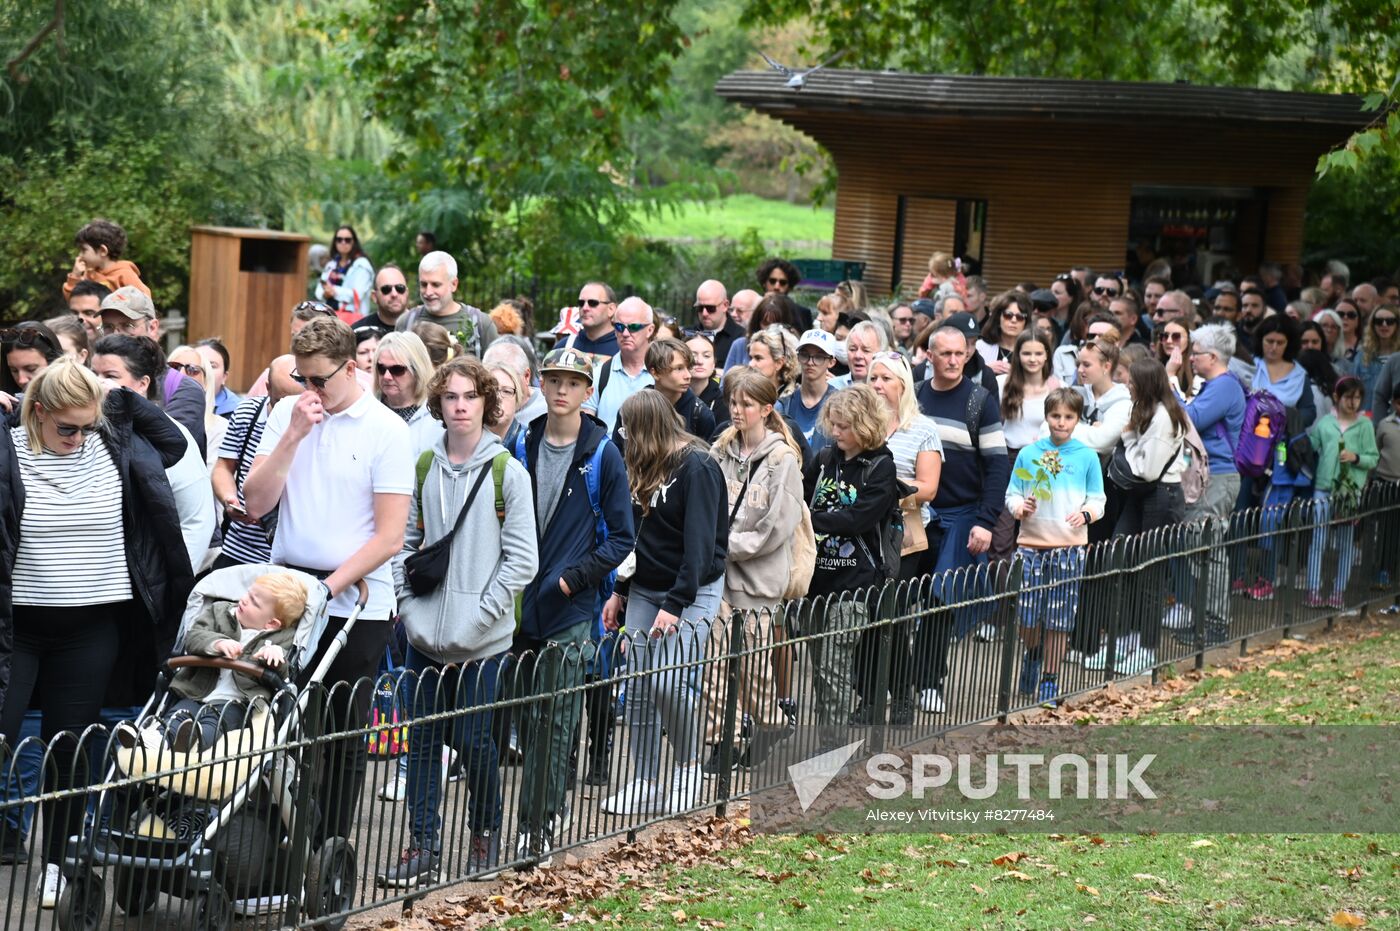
[585,297,655,433]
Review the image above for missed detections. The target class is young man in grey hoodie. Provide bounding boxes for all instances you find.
[377,357,538,888]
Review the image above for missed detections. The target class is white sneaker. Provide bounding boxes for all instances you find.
[1064,650,1085,665]
[1116,648,1157,676]
[39,864,64,909]
[440,747,458,789]
[378,774,407,802]
[973,623,997,643]
[918,688,946,714]
[666,763,704,814]
[1083,649,1118,671]
[1162,604,1193,630]
[600,778,662,816]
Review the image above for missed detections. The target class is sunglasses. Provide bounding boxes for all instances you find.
[767,277,789,287]
[169,361,203,377]
[290,359,350,389]
[693,303,723,315]
[376,363,409,377]
[1001,311,1027,322]
[1374,316,1398,327]
[1338,310,1360,320]
[334,235,354,243]
[1092,286,1121,296]
[54,421,99,438]
[614,321,649,334]
[871,350,909,367]
[293,300,337,317]
[577,298,608,308]
[378,283,408,295]
[681,328,714,343]
[0,327,57,354]
[892,315,914,324]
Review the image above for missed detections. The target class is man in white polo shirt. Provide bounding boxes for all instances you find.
[242,315,413,842]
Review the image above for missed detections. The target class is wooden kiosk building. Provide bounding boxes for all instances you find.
[715,71,1374,293]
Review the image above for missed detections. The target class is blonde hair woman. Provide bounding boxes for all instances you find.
[703,369,805,771]
[168,344,227,468]
[374,331,441,453]
[746,325,799,396]
[601,390,728,819]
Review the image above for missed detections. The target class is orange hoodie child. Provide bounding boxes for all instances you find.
[63,260,150,299]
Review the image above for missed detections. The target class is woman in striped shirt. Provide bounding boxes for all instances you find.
[0,360,192,906]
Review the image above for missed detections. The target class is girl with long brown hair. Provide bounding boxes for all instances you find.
[601,390,728,819]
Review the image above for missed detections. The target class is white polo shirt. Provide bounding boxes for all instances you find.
[257,388,413,620]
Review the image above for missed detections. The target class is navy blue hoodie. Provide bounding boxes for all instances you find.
[518,412,636,641]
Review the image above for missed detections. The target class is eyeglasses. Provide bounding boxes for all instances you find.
[693,303,722,315]
[496,385,516,397]
[892,315,914,324]
[767,277,789,287]
[577,298,608,308]
[1162,332,1187,342]
[293,301,337,318]
[334,235,354,243]
[378,283,407,295]
[1189,349,1212,358]
[0,327,57,354]
[169,361,203,377]
[614,321,649,334]
[54,421,99,438]
[290,359,350,389]
[798,352,830,364]
[376,363,409,377]
[1338,310,1360,320]
[1001,311,1027,322]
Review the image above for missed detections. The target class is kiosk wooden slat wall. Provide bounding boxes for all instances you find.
[188,226,310,392]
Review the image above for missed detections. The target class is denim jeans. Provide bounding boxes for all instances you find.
[403,646,503,849]
[1307,490,1356,594]
[623,578,722,783]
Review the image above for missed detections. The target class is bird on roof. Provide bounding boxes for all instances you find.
[759,49,848,89]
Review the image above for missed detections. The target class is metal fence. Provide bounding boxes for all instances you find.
[2,482,1397,931]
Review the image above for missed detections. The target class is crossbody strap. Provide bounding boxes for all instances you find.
[729,453,768,525]
[435,460,495,547]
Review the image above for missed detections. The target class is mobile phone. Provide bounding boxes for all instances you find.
[227,502,247,515]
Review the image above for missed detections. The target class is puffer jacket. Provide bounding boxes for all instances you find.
[0,388,193,708]
[712,431,805,610]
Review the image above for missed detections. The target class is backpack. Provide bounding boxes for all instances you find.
[1281,405,1319,481]
[1179,416,1211,506]
[1233,386,1287,478]
[813,447,910,583]
[514,431,617,608]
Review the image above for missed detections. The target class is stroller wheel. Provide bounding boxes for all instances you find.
[192,882,233,931]
[114,864,160,915]
[56,872,105,931]
[305,837,357,929]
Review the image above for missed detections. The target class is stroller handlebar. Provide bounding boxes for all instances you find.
[166,655,287,692]
[353,578,369,610]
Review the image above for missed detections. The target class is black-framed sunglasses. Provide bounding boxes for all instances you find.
[1373,316,1398,327]
[376,363,409,377]
[1001,311,1028,322]
[693,303,722,315]
[681,328,714,343]
[293,300,337,318]
[767,276,790,287]
[614,321,649,334]
[290,359,350,389]
[0,327,57,354]
[577,298,608,308]
[54,420,99,438]
[1092,286,1121,297]
[378,283,408,295]
[169,361,203,378]
[334,235,354,244]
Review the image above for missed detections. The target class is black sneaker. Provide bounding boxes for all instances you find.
[847,703,877,727]
[377,846,441,888]
[467,831,501,881]
[701,744,736,777]
[583,757,610,787]
[889,698,915,727]
[738,724,793,770]
[0,828,27,866]
[778,698,798,726]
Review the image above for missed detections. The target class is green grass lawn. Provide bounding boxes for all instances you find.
[506,622,1400,929]
[632,194,833,245]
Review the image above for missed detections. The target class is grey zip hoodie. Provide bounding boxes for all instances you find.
[712,430,806,610]
[399,433,538,665]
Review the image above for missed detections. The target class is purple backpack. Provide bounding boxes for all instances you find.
[1233,387,1287,478]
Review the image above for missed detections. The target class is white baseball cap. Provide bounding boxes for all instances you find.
[797,328,839,357]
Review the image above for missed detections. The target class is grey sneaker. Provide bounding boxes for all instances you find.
[377,846,441,888]
[467,831,501,881]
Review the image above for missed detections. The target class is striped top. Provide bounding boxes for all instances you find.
[11,426,132,606]
[216,396,272,565]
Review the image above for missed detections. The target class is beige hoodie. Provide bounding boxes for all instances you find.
[712,430,806,610]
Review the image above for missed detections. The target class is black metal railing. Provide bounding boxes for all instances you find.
[1,482,1396,930]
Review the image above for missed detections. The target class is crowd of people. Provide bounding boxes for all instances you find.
[0,218,1397,903]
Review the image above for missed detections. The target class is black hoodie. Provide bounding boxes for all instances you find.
[802,444,900,597]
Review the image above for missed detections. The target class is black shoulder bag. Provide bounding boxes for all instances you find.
[403,462,494,597]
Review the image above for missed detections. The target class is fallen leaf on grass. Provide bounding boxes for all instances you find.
[1332,911,1367,928]
[992,851,1027,866]
[671,909,687,924]
[1266,669,1289,678]
[995,870,1034,882]
[1132,873,1165,883]
[1190,839,1215,848]
[1076,884,1100,896]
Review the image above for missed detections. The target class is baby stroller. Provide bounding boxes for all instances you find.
[57,564,367,931]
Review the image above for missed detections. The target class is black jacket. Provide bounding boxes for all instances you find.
[711,319,747,372]
[630,448,728,616]
[0,389,193,708]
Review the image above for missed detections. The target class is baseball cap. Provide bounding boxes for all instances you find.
[99,286,156,320]
[910,298,938,319]
[796,328,839,357]
[940,312,980,341]
[540,346,595,384]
